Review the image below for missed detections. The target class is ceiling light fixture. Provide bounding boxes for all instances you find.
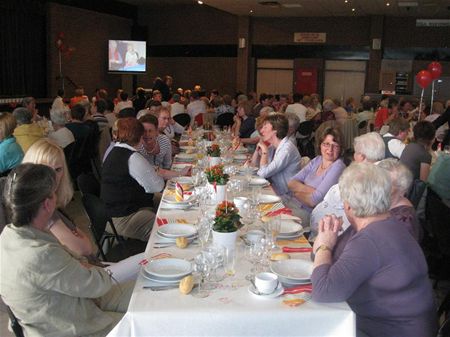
[386,2,390,6]
[344,0,349,3]
[352,7,356,11]
[197,0,203,4]
[249,9,254,13]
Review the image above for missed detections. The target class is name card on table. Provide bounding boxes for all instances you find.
[294,32,326,43]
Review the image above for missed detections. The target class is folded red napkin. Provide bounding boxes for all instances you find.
[156,217,168,226]
[283,284,313,295]
[282,247,313,253]
[265,207,293,217]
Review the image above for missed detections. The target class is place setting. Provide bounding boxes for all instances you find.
[153,222,198,248]
[141,258,193,290]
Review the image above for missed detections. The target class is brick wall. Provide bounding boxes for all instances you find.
[47,2,132,98]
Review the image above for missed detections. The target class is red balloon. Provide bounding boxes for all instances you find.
[415,70,432,89]
[427,62,442,80]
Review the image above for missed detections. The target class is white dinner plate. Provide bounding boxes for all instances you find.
[279,221,303,236]
[270,259,313,281]
[175,153,196,162]
[238,166,258,175]
[233,154,248,161]
[234,147,248,154]
[160,202,194,210]
[179,146,196,153]
[169,176,194,186]
[162,193,196,204]
[248,283,284,298]
[249,177,270,187]
[171,163,193,172]
[144,258,192,279]
[141,269,184,284]
[157,223,197,238]
[277,276,311,286]
[259,194,281,204]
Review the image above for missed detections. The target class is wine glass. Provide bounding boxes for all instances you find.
[204,246,225,283]
[244,241,265,281]
[192,253,212,298]
[196,217,211,248]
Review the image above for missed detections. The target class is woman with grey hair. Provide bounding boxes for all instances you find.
[12,107,45,153]
[285,112,300,145]
[48,107,75,149]
[0,164,134,337]
[378,158,420,241]
[312,162,436,337]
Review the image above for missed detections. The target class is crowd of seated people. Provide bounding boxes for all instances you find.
[1,79,449,337]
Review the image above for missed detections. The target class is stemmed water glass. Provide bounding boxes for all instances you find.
[244,241,265,281]
[192,252,212,298]
[204,246,225,283]
[196,217,212,248]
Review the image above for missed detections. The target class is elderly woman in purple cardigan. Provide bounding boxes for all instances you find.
[285,125,346,226]
[312,162,436,337]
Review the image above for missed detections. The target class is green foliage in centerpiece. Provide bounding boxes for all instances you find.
[213,200,242,233]
[207,144,221,157]
[205,164,229,185]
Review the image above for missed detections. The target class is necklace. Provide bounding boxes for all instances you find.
[320,162,331,170]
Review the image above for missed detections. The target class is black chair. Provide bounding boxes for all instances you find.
[424,188,450,286]
[81,193,146,262]
[5,304,24,337]
[173,113,191,127]
[77,172,100,197]
[438,291,450,337]
[216,112,234,129]
[407,179,427,209]
[297,121,315,158]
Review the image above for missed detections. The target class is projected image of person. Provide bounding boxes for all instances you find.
[125,43,139,68]
[109,40,123,70]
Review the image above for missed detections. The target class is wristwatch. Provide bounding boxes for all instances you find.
[315,244,331,254]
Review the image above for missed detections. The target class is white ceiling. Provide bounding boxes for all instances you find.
[123,0,450,17]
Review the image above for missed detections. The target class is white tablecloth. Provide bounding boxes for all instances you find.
[108,175,356,337]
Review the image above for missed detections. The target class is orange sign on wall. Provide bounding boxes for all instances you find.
[294,32,326,43]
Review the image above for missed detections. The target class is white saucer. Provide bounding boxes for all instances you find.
[248,283,284,298]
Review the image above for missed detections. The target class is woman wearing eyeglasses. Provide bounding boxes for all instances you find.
[286,125,346,227]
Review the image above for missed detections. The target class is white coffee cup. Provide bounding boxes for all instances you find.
[233,197,249,212]
[255,272,278,294]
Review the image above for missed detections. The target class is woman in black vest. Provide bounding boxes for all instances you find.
[101,118,164,241]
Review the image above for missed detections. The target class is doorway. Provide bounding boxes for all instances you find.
[324,60,366,107]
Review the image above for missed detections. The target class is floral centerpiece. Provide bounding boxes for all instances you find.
[207,144,221,157]
[205,164,229,185]
[213,201,242,233]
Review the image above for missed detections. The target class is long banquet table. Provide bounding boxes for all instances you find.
[107,153,356,337]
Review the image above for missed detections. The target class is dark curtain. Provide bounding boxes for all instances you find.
[0,0,47,97]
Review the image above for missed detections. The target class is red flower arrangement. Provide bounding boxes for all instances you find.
[205,164,229,185]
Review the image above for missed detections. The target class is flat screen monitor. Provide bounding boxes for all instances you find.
[108,40,146,73]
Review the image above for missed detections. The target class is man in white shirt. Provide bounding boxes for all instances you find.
[170,94,185,117]
[382,117,409,159]
[114,92,133,114]
[285,93,307,123]
[186,91,206,124]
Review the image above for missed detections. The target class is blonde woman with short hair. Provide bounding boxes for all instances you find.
[23,138,94,256]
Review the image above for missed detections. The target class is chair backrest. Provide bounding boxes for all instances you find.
[297,120,314,137]
[81,193,109,243]
[5,303,24,337]
[358,120,367,130]
[407,179,427,209]
[216,113,234,128]
[194,113,203,126]
[173,113,191,127]
[426,188,450,257]
[77,173,100,197]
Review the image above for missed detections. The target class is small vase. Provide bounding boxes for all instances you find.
[208,183,226,203]
[209,156,221,166]
[212,230,238,250]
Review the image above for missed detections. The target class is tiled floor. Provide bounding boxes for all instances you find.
[1,193,449,335]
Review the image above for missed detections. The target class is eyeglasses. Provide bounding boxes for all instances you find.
[321,142,340,149]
